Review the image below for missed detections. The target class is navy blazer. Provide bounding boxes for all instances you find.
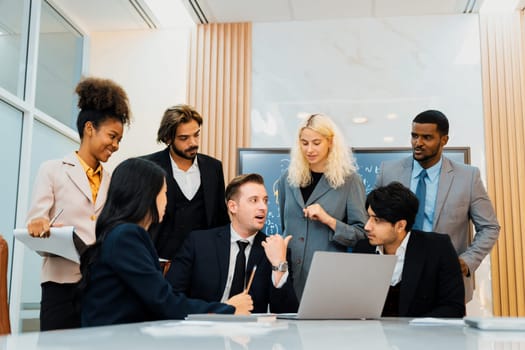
[81,223,233,327]
[142,148,230,259]
[167,225,299,313]
[354,230,465,318]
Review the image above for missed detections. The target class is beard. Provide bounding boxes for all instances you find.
[412,147,441,164]
[171,144,198,160]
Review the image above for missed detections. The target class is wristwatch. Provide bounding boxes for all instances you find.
[272,261,288,272]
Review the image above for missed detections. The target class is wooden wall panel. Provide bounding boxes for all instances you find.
[480,12,525,316]
[187,23,252,183]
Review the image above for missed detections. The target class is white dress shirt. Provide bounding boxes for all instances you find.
[376,232,411,286]
[220,226,289,302]
[170,155,201,200]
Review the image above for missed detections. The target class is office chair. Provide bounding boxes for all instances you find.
[0,234,11,335]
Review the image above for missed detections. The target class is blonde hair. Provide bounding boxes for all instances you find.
[287,114,356,188]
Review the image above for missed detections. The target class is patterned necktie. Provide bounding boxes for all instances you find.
[413,169,427,230]
[229,240,249,297]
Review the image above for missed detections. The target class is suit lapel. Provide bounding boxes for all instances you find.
[399,232,425,316]
[215,226,231,294]
[197,155,213,225]
[305,175,331,205]
[159,148,178,214]
[95,168,110,211]
[63,154,93,204]
[400,157,413,187]
[433,157,454,229]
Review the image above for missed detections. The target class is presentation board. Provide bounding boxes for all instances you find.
[238,147,470,235]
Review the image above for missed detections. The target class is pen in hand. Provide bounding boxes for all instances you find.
[244,265,257,293]
[40,208,64,237]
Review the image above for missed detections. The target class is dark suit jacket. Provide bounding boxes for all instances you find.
[167,225,299,313]
[375,156,500,301]
[81,223,233,327]
[142,148,229,258]
[354,230,465,318]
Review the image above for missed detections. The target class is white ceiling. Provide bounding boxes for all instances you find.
[190,0,482,24]
[47,0,484,33]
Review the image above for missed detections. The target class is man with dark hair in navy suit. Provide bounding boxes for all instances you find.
[167,173,299,313]
[354,182,465,318]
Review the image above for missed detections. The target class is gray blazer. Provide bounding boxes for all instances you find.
[375,156,500,300]
[278,171,367,299]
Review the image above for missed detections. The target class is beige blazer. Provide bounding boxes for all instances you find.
[26,153,111,283]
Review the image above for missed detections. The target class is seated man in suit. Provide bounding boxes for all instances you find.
[354,182,465,318]
[167,173,299,313]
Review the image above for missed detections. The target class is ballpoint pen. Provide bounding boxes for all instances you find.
[40,208,64,237]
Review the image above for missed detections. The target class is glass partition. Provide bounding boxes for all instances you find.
[0,100,23,293]
[0,0,28,97]
[35,1,83,128]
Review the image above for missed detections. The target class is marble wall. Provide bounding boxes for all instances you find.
[252,14,484,166]
[252,14,492,316]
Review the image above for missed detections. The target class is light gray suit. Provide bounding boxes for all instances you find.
[375,156,500,300]
[278,171,367,299]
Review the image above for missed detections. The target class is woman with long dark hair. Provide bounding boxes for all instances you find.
[79,158,252,326]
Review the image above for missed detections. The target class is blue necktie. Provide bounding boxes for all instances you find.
[413,169,427,230]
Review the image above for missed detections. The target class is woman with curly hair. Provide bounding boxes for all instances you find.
[26,77,131,330]
[278,114,367,299]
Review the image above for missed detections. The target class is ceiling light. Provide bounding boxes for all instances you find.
[352,117,368,124]
[386,113,398,120]
[383,136,395,143]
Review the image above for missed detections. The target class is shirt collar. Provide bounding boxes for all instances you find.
[375,231,412,255]
[76,152,102,175]
[171,155,199,173]
[412,157,442,183]
[230,224,256,245]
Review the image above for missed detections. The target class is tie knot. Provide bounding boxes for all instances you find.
[237,240,249,252]
[419,169,427,179]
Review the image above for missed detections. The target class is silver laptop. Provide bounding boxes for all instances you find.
[278,251,396,320]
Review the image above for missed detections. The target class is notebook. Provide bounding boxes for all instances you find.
[464,317,525,331]
[278,251,396,320]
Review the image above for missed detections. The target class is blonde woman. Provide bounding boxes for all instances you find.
[278,114,367,298]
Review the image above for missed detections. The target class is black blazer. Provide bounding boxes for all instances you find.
[354,230,465,318]
[81,223,233,327]
[142,148,229,258]
[167,225,299,313]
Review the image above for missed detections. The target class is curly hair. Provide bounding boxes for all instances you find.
[75,77,131,138]
[287,114,356,189]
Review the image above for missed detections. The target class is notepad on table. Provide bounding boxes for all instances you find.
[185,313,276,323]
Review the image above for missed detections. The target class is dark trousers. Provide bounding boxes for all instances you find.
[40,281,81,331]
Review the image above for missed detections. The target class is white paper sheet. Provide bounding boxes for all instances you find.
[14,226,80,263]
[409,318,465,326]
